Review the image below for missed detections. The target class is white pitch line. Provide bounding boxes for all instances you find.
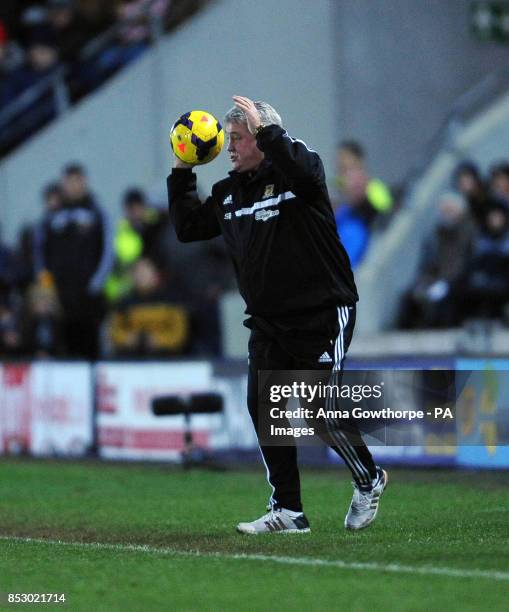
[1,535,508,582]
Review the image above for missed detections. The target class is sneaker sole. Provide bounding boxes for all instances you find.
[345,469,389,531]
[236,526,311,535]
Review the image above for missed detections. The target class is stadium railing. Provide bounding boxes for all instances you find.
[0,0,209,156]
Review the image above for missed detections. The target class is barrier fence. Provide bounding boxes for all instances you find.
[0,358,507,468]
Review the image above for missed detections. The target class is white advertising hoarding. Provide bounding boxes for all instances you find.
[0,362,93,456]
[96,361,222,461]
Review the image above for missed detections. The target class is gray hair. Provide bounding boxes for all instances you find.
[224,101,283,128]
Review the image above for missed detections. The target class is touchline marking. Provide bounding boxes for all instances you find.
[1,535,508,582]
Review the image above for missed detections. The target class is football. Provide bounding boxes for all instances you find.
[170,110,224,165]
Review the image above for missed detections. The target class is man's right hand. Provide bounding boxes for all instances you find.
[174,157,195,169]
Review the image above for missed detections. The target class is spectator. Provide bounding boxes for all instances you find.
[336,140,393,226]
[18,5,49,48]
[333,202,370,269]
[90,0,169,86]
[34,163,113,359]
[105,187,169,303]
[398,192,473,329]
[463,203,509,320]
[114,0,170,45]
[21,280,64,357]
[0,226,23,357]
[5,23,60,102]
[46,0,99,98]
[109,257,190,357]
[0,299,23,357]
[33,182,64,276]
[453,160,505,233]
[1,30,60,149]
[47,0,94,66]
[120,187,169,261]
[489,161,509,204]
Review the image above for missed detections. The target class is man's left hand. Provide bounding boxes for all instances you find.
[232,95,262,135]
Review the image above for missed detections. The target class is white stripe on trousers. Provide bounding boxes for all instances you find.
[325,306,371,486]
[258,443,276,508]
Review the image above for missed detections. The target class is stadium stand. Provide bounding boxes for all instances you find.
[0,0,208,155]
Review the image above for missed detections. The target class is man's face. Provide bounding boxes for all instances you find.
[125,201,145,225]
[63,172,87,201]
[337,148,363,177]
[28,44,58,71]
[226,121,264,173]
[456,172,477,195]
[492,173,509,199]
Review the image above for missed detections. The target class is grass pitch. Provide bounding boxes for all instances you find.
[0,459,508,611]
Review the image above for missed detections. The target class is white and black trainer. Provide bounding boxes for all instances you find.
[236,508,311,535]
[344,467,388,531]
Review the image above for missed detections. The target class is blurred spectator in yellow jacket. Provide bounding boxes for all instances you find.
[336,140,393,226]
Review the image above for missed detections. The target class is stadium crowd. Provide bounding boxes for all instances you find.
[2,154,507,360]
[0,161,236,360]
[0,0,206,153]
[398,160,509,329]
[2,2,506,355]
[1,136,395,362]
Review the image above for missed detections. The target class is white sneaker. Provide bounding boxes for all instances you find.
[344,468,388,531]
[236,508,311,534]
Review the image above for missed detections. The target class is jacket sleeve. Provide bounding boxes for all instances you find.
[32,219,47,276]
[167,168,221,242]
[255,125,326,197]
[88,207,115,293]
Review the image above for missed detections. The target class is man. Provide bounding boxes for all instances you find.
[168,96,387,533]
[336,140,393,226]
[398,192,473,328]
[35,163,113,359]
[105,187,169,303]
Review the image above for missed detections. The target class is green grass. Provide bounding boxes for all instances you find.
[0,459,508,611]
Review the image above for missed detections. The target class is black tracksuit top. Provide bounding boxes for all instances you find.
[167,124,358,321]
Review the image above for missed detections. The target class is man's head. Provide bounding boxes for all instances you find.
[47,0,74,30]
[337,140,365,177]
[123,188,147,225]
[485,206,509,239]
[490,162,509,200]
[437,192,466,228]
[62,163,88,202]
[224,101,282,173]
[453,161,483,197]
[27,40,59,71]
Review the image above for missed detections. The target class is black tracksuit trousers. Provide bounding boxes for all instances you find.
[247,304,377,513]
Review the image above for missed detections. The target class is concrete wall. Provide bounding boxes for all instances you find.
[0,0,338,242]
[333,0,509,185]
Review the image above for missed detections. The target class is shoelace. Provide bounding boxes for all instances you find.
[351,471,383,506]
[352,487,372,510]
